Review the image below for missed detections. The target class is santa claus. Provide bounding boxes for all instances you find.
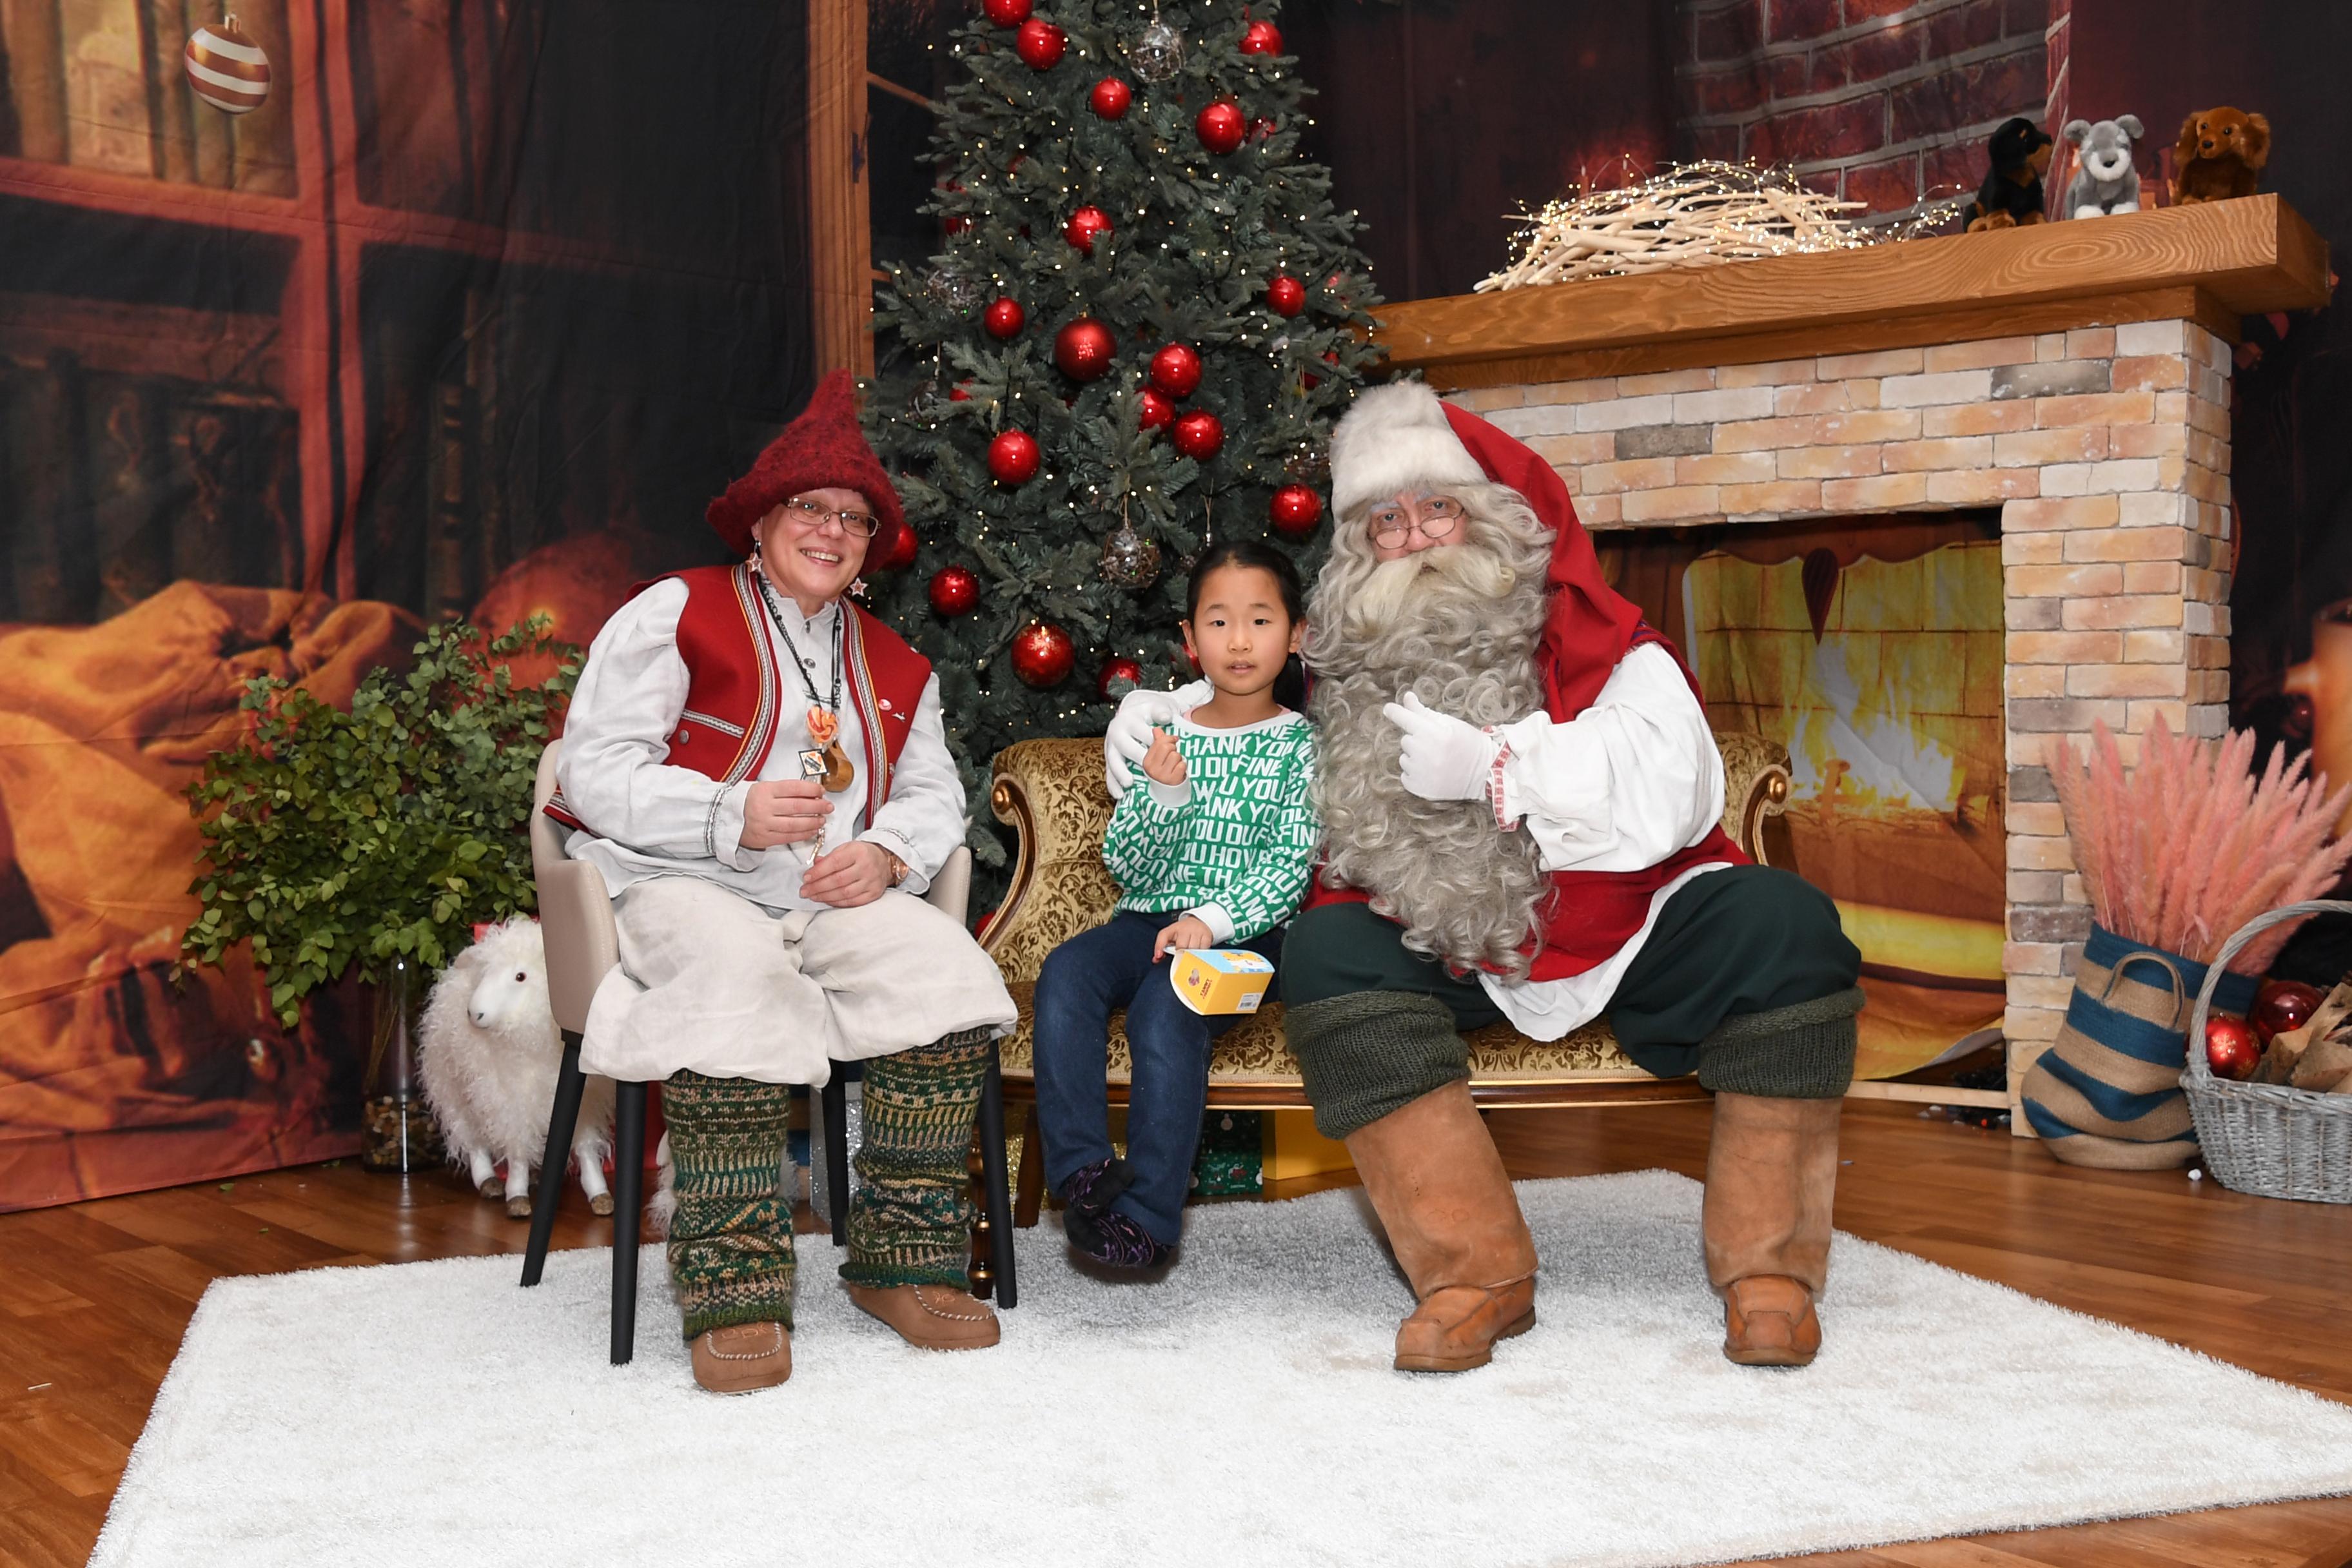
[1108,382,1862,1372]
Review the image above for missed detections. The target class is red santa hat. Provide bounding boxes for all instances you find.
[1326,379,1650,714]
[705,369,908,564]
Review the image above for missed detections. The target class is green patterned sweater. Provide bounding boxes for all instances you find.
[1104,709,1318,944]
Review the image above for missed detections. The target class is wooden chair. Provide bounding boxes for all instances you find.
[518,738,1019,1364]
[979,730,1794,1226]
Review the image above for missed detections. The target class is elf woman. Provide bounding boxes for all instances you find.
[1030,541,1320,1268]
[551,371,1016,1394]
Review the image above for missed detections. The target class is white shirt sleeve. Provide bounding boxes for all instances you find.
[858,672,968,896]
[1488,642,1725,874]
[555,579,757,870]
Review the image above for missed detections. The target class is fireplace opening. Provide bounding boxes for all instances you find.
[1598,511,2006,1081]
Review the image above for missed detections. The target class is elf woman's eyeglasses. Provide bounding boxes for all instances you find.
[779,496,881,538]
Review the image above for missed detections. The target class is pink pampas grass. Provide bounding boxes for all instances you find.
[2050,716,2352,974]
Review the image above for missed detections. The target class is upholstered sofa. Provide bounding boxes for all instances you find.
[978,730,1794,1223]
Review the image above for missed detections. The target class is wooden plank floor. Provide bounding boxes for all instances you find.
[4,1101,2350,1567]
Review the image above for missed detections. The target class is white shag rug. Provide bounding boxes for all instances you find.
[92,1171,2352,1568]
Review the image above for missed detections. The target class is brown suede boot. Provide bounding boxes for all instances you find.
[1701,1092,1843,1367]
[1343,1081,1538,1373]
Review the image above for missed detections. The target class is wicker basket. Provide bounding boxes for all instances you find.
[2182,899,2352,1202]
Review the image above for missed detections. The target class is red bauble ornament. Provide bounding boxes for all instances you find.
[1269,484,1322,534]
[1149,342,1203,398]
[1012,620,1075,687]
[1250,117,1277,143]
[1171,409,1224,460]
[1137,388,1175,431]
[1099,656,1144,698]
[1064,204,1113,254]
[1054,317,1116,381]
[2254,980,2326,1042]
[948,382,972,402]
[928,565,979,616]
[1014,17,1065,68]
[983,296,1025,339]
[1239,19,1284,55]
[987,429,1041,484]
[2205,1015,2264,1081]
[982,0,1031,24]
[1089,76,1132,119]
[941,181,970,235]
[1195,101,1246,155]
[1266,274,1306,317]
[874,524,919,573]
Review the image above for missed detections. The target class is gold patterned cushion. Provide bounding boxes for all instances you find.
[999,982,1657,1090]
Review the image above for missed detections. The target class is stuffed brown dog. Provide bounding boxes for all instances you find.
[2172,106,2270,204]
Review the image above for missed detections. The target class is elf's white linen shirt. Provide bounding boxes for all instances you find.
[555,578,1013,1085]
[555,578,970,910]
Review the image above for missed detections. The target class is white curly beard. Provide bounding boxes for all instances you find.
[1304,484,1555,979]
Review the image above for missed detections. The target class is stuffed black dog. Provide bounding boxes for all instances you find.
[1965,117,2054,231]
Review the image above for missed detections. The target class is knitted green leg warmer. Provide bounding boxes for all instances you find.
[840,1028,994,1289]
[662,1070,797,1340]
[1696,986,1866,1099]
[1284,992,1468,1141]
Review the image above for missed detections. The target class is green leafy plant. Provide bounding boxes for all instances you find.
[180,619,581,1024]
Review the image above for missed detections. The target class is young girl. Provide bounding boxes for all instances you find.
[1032,541,1319,1268]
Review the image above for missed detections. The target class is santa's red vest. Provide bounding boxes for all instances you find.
[545,562,931,837]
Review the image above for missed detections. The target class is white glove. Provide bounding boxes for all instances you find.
[1105,680,1213,798]
[1382,692,1500,803]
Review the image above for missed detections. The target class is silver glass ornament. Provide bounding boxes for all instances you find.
[1129,17,1184,83]
[1097,514,1162,588]
[925,263,982,313]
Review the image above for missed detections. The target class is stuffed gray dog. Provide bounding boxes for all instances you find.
[2064,115,2144,218]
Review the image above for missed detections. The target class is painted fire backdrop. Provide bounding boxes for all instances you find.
[1603,515,2008,1080]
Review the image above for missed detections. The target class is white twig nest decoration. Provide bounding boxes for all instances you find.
[1478,162,1965,292]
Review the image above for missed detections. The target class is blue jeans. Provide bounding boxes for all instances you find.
[1032,911,1284,1244]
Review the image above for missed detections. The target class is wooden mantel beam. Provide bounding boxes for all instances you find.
[1377,195,2333,391]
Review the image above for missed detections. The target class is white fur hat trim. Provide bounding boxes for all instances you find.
[1328,380,1487,520]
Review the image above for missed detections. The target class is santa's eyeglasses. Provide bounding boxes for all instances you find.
[777,496,881,538]
[1367,496,1464,546]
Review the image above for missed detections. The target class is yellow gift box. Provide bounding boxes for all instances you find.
[1168,947,1275,1015]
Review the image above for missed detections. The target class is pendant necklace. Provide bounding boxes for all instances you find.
[755,573,856,792]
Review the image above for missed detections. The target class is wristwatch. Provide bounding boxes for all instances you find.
[885,850,911,887]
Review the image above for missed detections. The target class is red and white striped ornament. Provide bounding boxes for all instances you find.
[185,15,271,115]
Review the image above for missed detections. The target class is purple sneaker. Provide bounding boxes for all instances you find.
[1059,1157,1173,1269]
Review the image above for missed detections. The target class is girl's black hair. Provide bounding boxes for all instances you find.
[1184,539,1309,710]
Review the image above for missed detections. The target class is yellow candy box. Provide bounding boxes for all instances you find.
[1168,947,1275,1015]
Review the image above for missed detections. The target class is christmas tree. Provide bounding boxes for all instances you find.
[861,0,1381,882]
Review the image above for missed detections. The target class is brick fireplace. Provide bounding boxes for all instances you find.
[1377,196,2329,1124]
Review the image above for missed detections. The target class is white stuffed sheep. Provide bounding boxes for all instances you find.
[419,915,616,1219]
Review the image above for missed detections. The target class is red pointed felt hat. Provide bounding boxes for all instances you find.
[705,369,908,563]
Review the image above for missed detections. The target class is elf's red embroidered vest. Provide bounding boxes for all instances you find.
[1304,628,1747,985]
[545,562,932,839]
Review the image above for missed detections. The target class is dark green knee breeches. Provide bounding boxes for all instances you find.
[1281,867,1865,1139]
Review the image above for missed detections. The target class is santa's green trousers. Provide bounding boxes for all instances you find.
[662,1028,994,1340]
[1281,865,1864,1139]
